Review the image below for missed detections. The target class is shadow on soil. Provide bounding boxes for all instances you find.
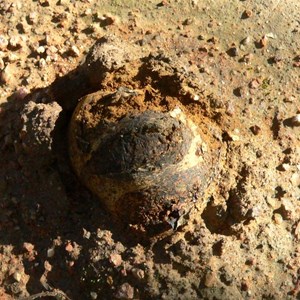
[0,66,145,298]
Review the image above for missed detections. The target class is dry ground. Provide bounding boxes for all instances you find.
[0,0,300,299]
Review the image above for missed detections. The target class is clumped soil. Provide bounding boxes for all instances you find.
[1,1,300,299]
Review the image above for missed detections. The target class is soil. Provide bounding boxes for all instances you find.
[0,0,300,299]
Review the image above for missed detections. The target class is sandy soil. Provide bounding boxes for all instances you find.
[1,0,300,299]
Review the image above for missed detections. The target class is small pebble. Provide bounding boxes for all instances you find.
[204,272,217,287]
[157,0,168,7]
[290,173,300,186]
[257,35,268,48]
[295,222,300,240]
[290,114,300,126]
[44,260,52,272]
[132,268,145,279]
[0,58,4,69]
[265,32,277,39]
[249,79,260,89]
[280,163,290,171]
[242,9,253,19]
[13,271,22,282]
[183,18,193,26]
[241,280,250,291]
[8,53,19,62]
[240,36,251,46]
[39,0,50,6]
[9,36,22,49]
[65,242,73,252]
[245,258,256,266]
[250,125,261,135]
[241,53,253,63]
[38,58,46,68]
[18,21,30,34]
[283,96,295,103]
[28,12,38,24]
[268,56,282,65]
[0,66,12,84]
[193,94,200,101]
[99,14,117,26]
[84,8,92,16]
[281,198,295,220]
[23,242,34,253]
[266,197,279,209]
[0,35,8,50]
[90,292,98,299]
[226,102,235,116]
[169,107,182,118]
[273,213,282,224]
[110,253,123,267]
[234,86,245,97]
[47,247,55,258]
[37,46,45,54]
[69,45,80,57]
[83,228,91,239]
[47,45,58,54]
[115,283,134,299]
[57,0,69,5]
[227,47,239,57]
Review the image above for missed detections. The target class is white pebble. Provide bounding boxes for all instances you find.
[28,12,38,24]
[0,58,4,69]
[193,94,200,101]
[9,36,22,48]
[39,58,47,68]
[0,66,12,84]
[290,173,300,186]
[0,35,8,50]
[84,8,92,16]
[37,46,45,54]
[47,247,55,257]
[90,292,98,299]
[13,271,22,282]
[169,107,182,118]
[8,53,19,62]
[291,114,300,126]
[281,163,290,171]
[70,45,80,57]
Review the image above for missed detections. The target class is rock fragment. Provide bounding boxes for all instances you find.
[28,12,38,24]
[99,14,118,26]
[9,35,23,49]
[19,101,62,170]
[110,253,123,267]
[290,114,300,126]
[250,125,261,135]
[0,35,8,50]
[249,79,260,89]
[240,36,251,46]
[227,46,239,57]
[0,58,4,70]
[0,65,13,85]
[256,35,268,48]
[295,222,300,240]
[290,173,300,186]
[281,198,296,220]
[241,9,253,19]
[115,283,134,299]
[69,45,80,57]
[240,53,253,63]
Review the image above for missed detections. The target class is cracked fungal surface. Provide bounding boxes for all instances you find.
[68,45,223,236]
[1,1,300,297]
